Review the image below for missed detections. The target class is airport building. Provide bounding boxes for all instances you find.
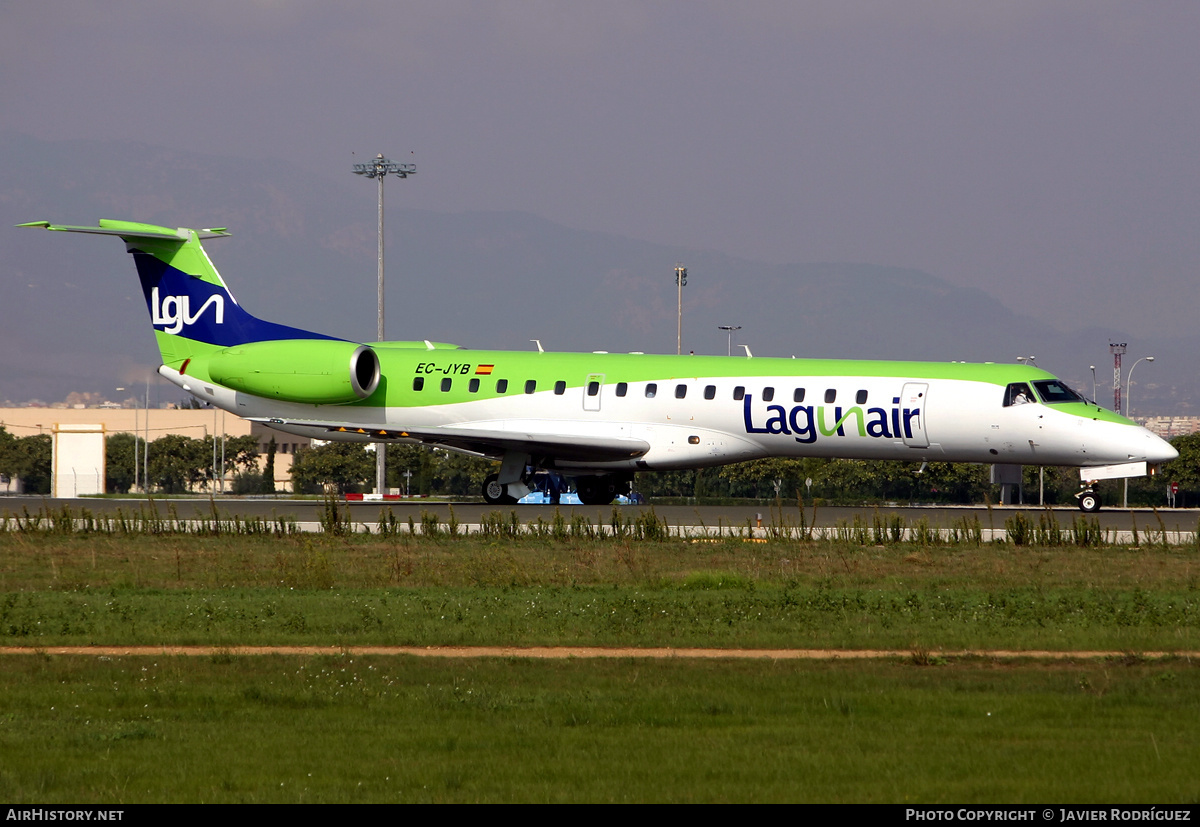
[0,407,310,494]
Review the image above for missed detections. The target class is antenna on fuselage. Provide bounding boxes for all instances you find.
[739,344,753,358]
[531,339,544,353]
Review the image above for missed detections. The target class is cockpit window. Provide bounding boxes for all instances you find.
[1033,380,1085,405]
[1003,383,1036,407]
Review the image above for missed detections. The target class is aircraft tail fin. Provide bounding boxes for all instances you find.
[18,220,336,369]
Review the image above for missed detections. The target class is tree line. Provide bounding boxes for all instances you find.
[3,426,1199,507]
[291,432,1200,508]
[0,428,260,495]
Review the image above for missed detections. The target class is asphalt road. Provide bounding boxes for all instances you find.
[5,496,1196,533]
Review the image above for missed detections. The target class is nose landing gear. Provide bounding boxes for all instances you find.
[1076,484,1101,513]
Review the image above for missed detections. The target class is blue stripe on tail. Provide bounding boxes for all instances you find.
[133,253,338,347]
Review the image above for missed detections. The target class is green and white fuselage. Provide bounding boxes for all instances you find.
[162,350,1170,471]
[22,219,1177,507]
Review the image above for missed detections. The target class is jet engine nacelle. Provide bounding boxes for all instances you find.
[207,339,380,404]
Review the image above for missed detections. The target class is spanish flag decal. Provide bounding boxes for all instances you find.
[475,364,494,375]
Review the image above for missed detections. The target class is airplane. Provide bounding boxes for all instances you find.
[19,219,1178,511]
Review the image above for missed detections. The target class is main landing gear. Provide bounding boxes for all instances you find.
[1076,484,1101,513]
[575,474,632,506]
[481,472,634,506]
[482,473,519,505]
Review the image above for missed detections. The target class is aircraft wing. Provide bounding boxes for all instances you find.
[247,417,650,463]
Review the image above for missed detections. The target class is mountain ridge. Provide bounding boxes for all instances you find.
[1,134,1190,414]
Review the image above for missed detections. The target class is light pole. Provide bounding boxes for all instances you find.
[1125,356,1155,420]
[1016,358,1039,503]
[718,325,741,357]
[674,264,687,355]
[1122,355,1155,507]
[353,153,415,494]
[117,387,137,493]
[143,377,150,494]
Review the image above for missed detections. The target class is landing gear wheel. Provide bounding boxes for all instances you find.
[1078,491,1100,513]
[575,474,632,506]
[482,473,518,505]
[576,475,618,506]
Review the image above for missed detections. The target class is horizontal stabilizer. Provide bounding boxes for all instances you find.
[18,220,230,241]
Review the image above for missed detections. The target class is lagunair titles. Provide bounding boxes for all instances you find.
[743,392,920,443]
[19,219,1177,510]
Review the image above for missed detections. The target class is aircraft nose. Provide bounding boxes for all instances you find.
[1143,430,1179,464]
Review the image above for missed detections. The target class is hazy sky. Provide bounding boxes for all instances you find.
[5,1,1199,337]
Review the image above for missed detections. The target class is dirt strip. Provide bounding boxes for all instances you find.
[1,646,1197,660]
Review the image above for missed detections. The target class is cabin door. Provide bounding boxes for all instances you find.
[900,382,930,448]
[583,374,604,412]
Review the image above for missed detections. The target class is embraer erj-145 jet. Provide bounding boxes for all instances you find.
[21,220,1178,511]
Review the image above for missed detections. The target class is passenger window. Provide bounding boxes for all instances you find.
[554,381,566,395]
[1004,383,1036,407]
[762,387,775,402]
[587,381,600,397]
[645,383,658,398]
[615,382,628,397]
[793,388,805,403]
[856,390,868,404]
[525,380,537,394]
[733,386,745,401]
[469,378,480,393]
[496,379,508,393]
[413,377,424,392]
[675,384,687,399]
[441,378,452,392]
[824,389,836,403]
[704,385,716,400]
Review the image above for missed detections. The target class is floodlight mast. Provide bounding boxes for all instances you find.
[674,264,687,355]
[1110,342,1127,413]
[353,153,415,495]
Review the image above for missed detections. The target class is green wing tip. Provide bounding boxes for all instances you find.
[16,221,51,228]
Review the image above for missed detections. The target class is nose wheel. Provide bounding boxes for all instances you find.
[1076,486,1101,513]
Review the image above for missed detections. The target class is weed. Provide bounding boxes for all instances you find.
[1005,512,1033,546]
[909,649,947,667]
[420,510,441,539]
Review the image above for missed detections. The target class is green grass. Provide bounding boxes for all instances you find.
[1,655,1198,803]
[3,530,1199,592]
[1,584,1198,651]
[3,530,1200,802]
[2,532,1198,651]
